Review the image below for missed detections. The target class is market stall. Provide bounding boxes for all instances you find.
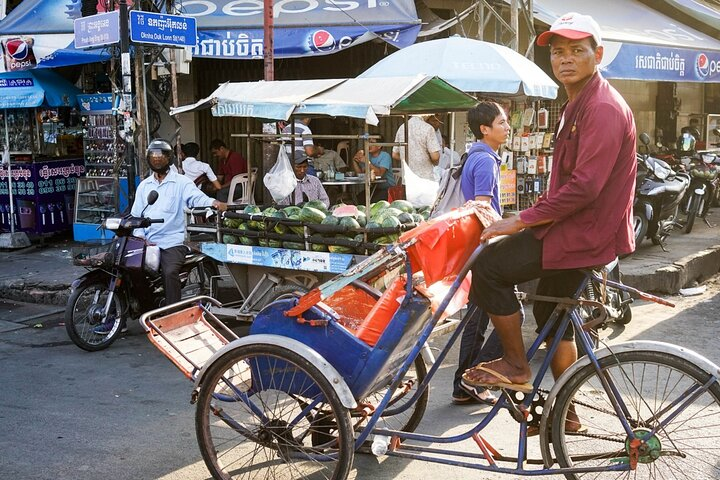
[174,75,477,319]
[0,69,84,236]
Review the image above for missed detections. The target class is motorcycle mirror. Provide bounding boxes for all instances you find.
[140,190,159,217]
[639,132,651,146]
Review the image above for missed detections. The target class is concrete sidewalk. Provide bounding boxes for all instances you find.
[1,209,720,306]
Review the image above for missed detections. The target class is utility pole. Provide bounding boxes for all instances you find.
[261,0,275,204]
[263,0,274,81]
[118,0,137,203]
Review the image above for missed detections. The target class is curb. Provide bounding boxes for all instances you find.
[622,245,720,294]
[0,281,72,306]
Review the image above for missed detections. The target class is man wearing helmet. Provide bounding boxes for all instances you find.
[131,139,227,305]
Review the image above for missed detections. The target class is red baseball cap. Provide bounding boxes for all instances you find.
[537,12,603,47]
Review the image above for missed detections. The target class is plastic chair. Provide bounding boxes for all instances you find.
[336,141,350,163]
[227,173,251,205]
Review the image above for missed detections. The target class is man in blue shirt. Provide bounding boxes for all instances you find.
[453,101,511,405]
[351,135,396,201]
[131,139,227,305]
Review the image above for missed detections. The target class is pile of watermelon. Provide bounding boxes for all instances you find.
[220,200,432,255]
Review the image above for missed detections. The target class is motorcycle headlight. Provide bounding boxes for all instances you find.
[103,218,122,230]
[653,162,671,180]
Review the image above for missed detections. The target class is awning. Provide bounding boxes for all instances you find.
[533,0,720,82]
[655,0,720,33]
[170,75,478,125]
[0,0,421,71]
[0,69,81,109]
[171,79,345,119]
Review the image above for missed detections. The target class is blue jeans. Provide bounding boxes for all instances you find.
[453,303,515,396]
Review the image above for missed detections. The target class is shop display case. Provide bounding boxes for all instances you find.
[74,94,132,241]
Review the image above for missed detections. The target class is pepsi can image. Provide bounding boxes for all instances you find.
[1,37,37,71]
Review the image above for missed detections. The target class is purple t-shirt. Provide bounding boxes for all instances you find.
[461,142,502,215]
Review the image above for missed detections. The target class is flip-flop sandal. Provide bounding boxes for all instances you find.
[527,424,588,438]
[461,365,534,393]
[455,382,497,406]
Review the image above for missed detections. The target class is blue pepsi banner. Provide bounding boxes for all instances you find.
[0,0,420,69]
[601,41,720,82]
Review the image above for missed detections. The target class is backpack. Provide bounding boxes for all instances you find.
[429,152,468,219]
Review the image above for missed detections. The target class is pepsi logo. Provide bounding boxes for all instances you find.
[697,53,709,77]
[311,30,335,52]
[5,39,29,60]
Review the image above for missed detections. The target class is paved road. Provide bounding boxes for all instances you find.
[0,280,719,480]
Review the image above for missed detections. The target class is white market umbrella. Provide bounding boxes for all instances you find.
[359,36,558,99]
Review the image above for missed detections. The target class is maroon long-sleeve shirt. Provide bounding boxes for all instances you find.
[520,73,637,269]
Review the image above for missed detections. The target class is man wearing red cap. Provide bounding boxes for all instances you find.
[462,12,637,431]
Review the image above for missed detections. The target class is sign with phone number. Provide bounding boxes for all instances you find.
[200,243,355,273]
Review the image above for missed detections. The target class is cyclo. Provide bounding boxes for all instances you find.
[141,204,720,480]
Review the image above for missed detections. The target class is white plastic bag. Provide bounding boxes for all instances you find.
[264,147,297,202]
[402,160,439,208]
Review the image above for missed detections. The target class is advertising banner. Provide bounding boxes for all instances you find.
[601,41,720,82]
[0,0,420,69]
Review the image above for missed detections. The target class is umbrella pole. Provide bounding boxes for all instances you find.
[450,112,456,161]
[4,110,15,234]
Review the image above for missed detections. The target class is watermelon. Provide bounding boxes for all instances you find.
[329,203,346,212]
[329,245,354,254]
[357,204,367,214]
[374,235,395,245]
[299,206,327,224]
[339,216,361,230]
[282,241,305,250]
[283,206,302,216]
[333,204,360,218]
[369,200,390,217]
[222,234,238,244]
[288,214,305,235]
[390,199,415,214]
[356,212,367,227]
[270,210,288,234]
[397,212,414,225]
[321,215,340,226]
[243,205,261,215]
[311,243,328,252]
[412,213,424,224]
[381,216,401,229]
[305,199,328,213]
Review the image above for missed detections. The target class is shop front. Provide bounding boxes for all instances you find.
[0,68,85,236]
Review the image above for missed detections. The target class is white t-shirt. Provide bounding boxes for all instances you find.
[392,116,441,181]
[182,157,218,182]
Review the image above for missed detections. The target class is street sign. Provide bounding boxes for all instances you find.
[74,11,120,49]
[129,11,197,48]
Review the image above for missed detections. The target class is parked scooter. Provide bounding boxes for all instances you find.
[633,133,691,249]
[65,191,219,351]
[681,151,718,233]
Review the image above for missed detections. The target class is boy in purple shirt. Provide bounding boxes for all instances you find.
[452,101,511,405]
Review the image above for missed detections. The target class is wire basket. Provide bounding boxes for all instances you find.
[72,242,115,268]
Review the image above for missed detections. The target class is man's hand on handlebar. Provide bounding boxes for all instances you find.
[480,215,526,242]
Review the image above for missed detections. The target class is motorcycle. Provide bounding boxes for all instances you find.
[681,151,718,233]
[633,133,691,249]
[65,191,219,351]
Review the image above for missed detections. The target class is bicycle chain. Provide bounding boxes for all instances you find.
[509,388,627,444]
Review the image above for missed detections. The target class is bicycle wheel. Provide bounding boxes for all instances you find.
[195,344,354,480]
[64,279,126,352]
[551,350,720,480]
